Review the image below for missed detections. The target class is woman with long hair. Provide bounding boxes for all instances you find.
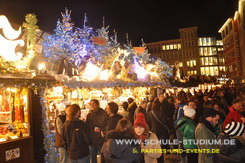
[101,118,142,163]
[62,104,92,163]
[134,113,162,163]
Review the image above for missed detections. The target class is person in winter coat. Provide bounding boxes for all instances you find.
[119,101,129,119]
[148,99,170,163]
[86,99,107,163]
[128,97,138,124]
[134,113,162,163]
[146,95,155,113]
[195,108,220,163]
[177,106,197,163]
[174,96,187,148]
[134,101,148,123]
[105,102,123,132]
[62,104,92,163]
[211,102,226,134]
[55,104,70,163]
[214,122,245,163]
[223,98,245,128]
[101,118,142,163]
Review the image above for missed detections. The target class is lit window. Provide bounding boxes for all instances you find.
[213,57,218,65]
[214,66,219,76]
[187,61,189,66]
[201,67,205,75]
[174,44,177,49]
[205,67,210,75]
[193,60,196,66]
[203,48,208,56]
[178,44,181,50]
[166,45,169,50]
[203,38,207,46]
[162,46,166,50]
[205,58,209,65]
[201,58,205,66]
[199,48,203,56]
[209,57,213,65]
[179,62,183,67]
[170,44,174,50]
[217,40,223,45]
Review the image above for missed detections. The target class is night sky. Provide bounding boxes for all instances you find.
[0,0,238,46]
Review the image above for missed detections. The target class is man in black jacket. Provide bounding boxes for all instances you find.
[134,100,148,124]
[62,104,92,162]
[105,102,123,132]
[86,99,107,163]
[127,97,138,124]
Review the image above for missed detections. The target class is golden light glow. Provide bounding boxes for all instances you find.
[82,62,101,81]
[6,88,17,92]
[99,69,110,80]
[0,15,24,61]
[134,59,148,79]
[38,63,46,71]
[0,15,22,39]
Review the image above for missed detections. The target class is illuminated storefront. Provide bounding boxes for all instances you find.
[199,37,225,76]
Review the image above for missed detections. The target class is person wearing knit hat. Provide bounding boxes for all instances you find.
[134,113,147,129]
[224,122,245,137]
[214,122,245,162]
[134,113,162,163]
[183,105,196,118]
[177,105,198,163]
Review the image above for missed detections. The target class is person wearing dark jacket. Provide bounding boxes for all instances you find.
[55,105,70,163]
[62,104,92,162]
[195,108,220,163]
[86,99,107,163]
[101,118,142,163]
[128,97,138,124]
[158,93,174,134]
[214,122,245,163]
[105,102,123,132]
[148,100,170,163]
[134,101,148,124]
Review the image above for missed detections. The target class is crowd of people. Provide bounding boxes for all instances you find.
[55,84,245,163]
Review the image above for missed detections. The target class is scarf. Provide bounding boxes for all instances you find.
[199,117,218,136]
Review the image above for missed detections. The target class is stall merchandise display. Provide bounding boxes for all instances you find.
[0,88,30,142]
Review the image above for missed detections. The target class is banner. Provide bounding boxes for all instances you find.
[92,36,107,46]
[133,47,145,54]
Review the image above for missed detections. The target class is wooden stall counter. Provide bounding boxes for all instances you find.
[0,136,34,163]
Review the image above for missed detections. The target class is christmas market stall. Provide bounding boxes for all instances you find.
[0,14,54,162]
[38,9,173,162]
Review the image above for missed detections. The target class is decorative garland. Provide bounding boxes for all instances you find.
[39,89,59,163]
[64,81,169,89]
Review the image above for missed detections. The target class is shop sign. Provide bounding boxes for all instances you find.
[92,36,107,46]
[5,147,20,161]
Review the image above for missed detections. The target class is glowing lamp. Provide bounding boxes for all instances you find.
[38,63,46,74]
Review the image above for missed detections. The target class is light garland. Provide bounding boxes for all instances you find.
[39,89,59,163]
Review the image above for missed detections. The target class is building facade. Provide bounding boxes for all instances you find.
[146,27,225,78]
[218,0,245,83]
